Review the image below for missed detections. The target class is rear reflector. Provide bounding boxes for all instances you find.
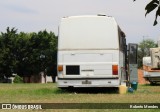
[112,65,118,75]
[58,65,63,71]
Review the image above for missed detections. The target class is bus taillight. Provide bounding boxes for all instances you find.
[112,65,118,75]
[58,65,63,72]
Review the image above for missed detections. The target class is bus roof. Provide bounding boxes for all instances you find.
[58,15,120,50]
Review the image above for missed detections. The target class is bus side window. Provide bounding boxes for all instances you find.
[119,30,126,52]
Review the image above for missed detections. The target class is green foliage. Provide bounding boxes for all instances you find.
[0,27,18,77]
[134,0,160,26]
[13,75,23,83]
[138,39,157,68]
[0,27,57,79]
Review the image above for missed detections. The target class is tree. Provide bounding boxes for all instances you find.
[16,30,57,82]
[0,27,58,83]
[15,32,33,77]
[134,0,160,25]
[0,27,18,79]
[138,39,157,68]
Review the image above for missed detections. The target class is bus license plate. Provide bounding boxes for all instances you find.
[82,80,91,84]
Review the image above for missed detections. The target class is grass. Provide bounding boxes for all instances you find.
[0,83,160,112]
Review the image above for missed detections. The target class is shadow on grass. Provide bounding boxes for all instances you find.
[56,87,119,94]
[142,83,160,86]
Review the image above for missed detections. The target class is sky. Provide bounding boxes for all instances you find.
[0,0,160,43]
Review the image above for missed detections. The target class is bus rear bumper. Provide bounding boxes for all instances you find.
[57,78,120,88]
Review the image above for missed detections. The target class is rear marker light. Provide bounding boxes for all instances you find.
[112,65,118,75]
[58,65,63,71]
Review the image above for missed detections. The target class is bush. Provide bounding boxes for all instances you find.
[13,75,23,83]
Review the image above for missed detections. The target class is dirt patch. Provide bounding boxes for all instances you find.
[138,69,149,84]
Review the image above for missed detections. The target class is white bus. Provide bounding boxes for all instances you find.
[57,15,129,88]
